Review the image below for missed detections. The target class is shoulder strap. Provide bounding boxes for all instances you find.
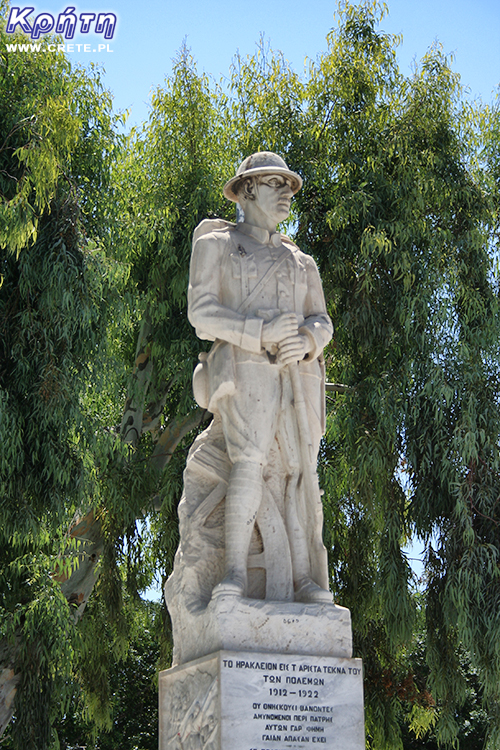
[236,245,290,315]
[192,219,292,317]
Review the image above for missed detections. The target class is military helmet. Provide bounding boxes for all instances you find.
[223,151,302,202]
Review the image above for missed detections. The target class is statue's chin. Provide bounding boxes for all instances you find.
[273,208,290,224]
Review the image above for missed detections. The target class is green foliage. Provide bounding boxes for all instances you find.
[398,598,488,749]
[0,549,77,749]
[0,17,126,750]
[259,5,498,746]
[176,2,497,745]
[0,39,76,254]
[103,44,239,587]
[48,598,161,750]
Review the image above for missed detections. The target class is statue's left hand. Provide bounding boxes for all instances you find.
[278,334,311,365]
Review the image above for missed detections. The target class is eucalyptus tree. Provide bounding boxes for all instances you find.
[233,6,500,747]
[0,18,127,748]
[298,13,500,748]
[63,43,242,733]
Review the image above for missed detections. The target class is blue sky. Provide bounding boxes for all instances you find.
[7,0,500,129]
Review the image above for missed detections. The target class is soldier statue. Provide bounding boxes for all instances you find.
[187,152,333,604]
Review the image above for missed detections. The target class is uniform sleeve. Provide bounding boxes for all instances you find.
[187,233,264,353]
[298,255,333,361]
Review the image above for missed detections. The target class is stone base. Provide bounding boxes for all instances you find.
[159,649,364,750]
[168,594,352,667]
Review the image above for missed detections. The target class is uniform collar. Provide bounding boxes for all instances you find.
[237,222,282,247]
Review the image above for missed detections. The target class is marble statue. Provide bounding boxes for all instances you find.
[165,152,339,665]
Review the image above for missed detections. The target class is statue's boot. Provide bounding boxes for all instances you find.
[294,576,333,604]
[286,479,333,604]
[212,461,263,599]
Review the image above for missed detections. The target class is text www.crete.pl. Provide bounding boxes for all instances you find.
[5,42,113,52]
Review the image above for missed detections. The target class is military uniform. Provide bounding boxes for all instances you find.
[186,151,333,602]
[188,220,332,465]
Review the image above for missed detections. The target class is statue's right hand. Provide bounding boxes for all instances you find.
[262,313,298,347]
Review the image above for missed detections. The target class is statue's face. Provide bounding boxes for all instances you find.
[253,174,293,225]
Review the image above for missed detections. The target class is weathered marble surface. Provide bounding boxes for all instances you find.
[159,653,219,750]
[167,151,333,616]
[164,416,351,667]
[167,589,352,667]
[164,151,349,668]
[160,154,365,750]
[159,650,365,750]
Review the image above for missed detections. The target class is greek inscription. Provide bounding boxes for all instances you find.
[222,656,362,750]
[262,704,295,711]
[31,12,54,38]
[95,12,116,38]
[253,713,291,721]
[264,724,287,731]
[5,6,33,33]
[323,665,347,674]
[286,676,324,685]
[235,660,278,670]
[298,689,319,699]
[79,12,95,32]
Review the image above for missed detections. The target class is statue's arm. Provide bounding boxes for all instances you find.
[187,233,264,352]
[299,256,333,360]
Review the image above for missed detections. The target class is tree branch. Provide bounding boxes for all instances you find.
[120,317,153,444]
[150,407,211,476]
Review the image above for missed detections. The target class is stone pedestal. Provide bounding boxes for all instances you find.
[159,649,365,750]
[168,593,353,667]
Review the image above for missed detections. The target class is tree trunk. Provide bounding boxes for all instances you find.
[0,652,19,736]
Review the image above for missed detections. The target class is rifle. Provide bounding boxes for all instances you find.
[288,361,330,592]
